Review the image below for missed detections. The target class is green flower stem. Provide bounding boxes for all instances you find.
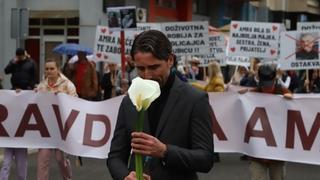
[135,110,145,180]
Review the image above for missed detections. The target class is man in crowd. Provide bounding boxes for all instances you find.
[107,30,214,180]
[66,51,98,100]
[115,55,137,95]
[1,48,38,180]
[240,64,292,180]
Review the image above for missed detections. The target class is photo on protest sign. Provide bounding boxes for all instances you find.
[162,21,209,56]
[107,8,121,29]
[94,26,121,63]
[279,31,320,70]
[295,33,319,60]
[107,6,137,31]
[228,21,281,59]
[120,7,137,29]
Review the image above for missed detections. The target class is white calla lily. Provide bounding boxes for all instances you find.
[128,77,161,111]
[128,77,161,180]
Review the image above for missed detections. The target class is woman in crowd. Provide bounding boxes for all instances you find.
[191,61,224,162]
[303,69,320,93]
[36,58,77,180]
[191,61,224,92]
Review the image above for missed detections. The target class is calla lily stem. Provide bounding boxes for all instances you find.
[135,110,145,180]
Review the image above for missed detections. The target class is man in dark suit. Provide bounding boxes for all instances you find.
[107,30,214,180]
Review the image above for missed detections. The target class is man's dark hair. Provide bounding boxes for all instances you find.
[130,30,172,61]
[258,64,276,81]
[15,48,25,56]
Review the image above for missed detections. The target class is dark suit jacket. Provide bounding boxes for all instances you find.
[107,77,214,180]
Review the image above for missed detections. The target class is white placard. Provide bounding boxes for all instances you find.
[297,22,320,31]
[125,23,162,54]
[162,21,210,56]
[228,21,281,59]
[94,26,121,64]
[279,31,320,70]
[225,56,251,67]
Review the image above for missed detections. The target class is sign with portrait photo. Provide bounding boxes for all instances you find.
[228,21,281,59]
[279,31,320,70]
[107,6,137,31]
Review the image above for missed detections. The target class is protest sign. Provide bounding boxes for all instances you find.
[209,34,226,59]
[162,21,209,56]
[279,31,320,70]
[297,22,320,31]
[107,6,137,31]
[125,23,162,54]
[94,26,121,63]
[194,34,226,67]
[194,55,226,67]
[225,56,250,67]
[228,21,281,59]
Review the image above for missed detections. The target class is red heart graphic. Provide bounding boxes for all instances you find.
[230,47,236,52]
[232,24,238,29]
[270,49,276,55]
[272,25,278,32]
[101,28,107,34]
[96,53,102,58]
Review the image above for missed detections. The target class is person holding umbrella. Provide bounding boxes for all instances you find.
[65,51,98,100]
[64,51,98,166]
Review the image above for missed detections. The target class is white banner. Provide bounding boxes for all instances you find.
[211,92,320,165]
[228,21,281,59]
[0,90,121,159]
[279,31,320,70]
[2,90,320,165]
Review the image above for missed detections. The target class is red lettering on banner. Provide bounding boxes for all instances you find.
[210,108,228,140]
[52,104,79,140]
[0,104,9,137]
[15,104,50,137]
[286,110,320,150]
[83,114,111,147]
[244,107,277,146]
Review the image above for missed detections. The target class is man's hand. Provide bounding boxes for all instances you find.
[238,88,249,94]
[15,89,22,93]
[131,132,167,158]
[124,171,151,180]
[283,93,293,99]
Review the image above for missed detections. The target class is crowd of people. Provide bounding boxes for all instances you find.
[1,29,320,180]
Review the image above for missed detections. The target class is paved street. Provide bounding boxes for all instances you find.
[3,152,320,179]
